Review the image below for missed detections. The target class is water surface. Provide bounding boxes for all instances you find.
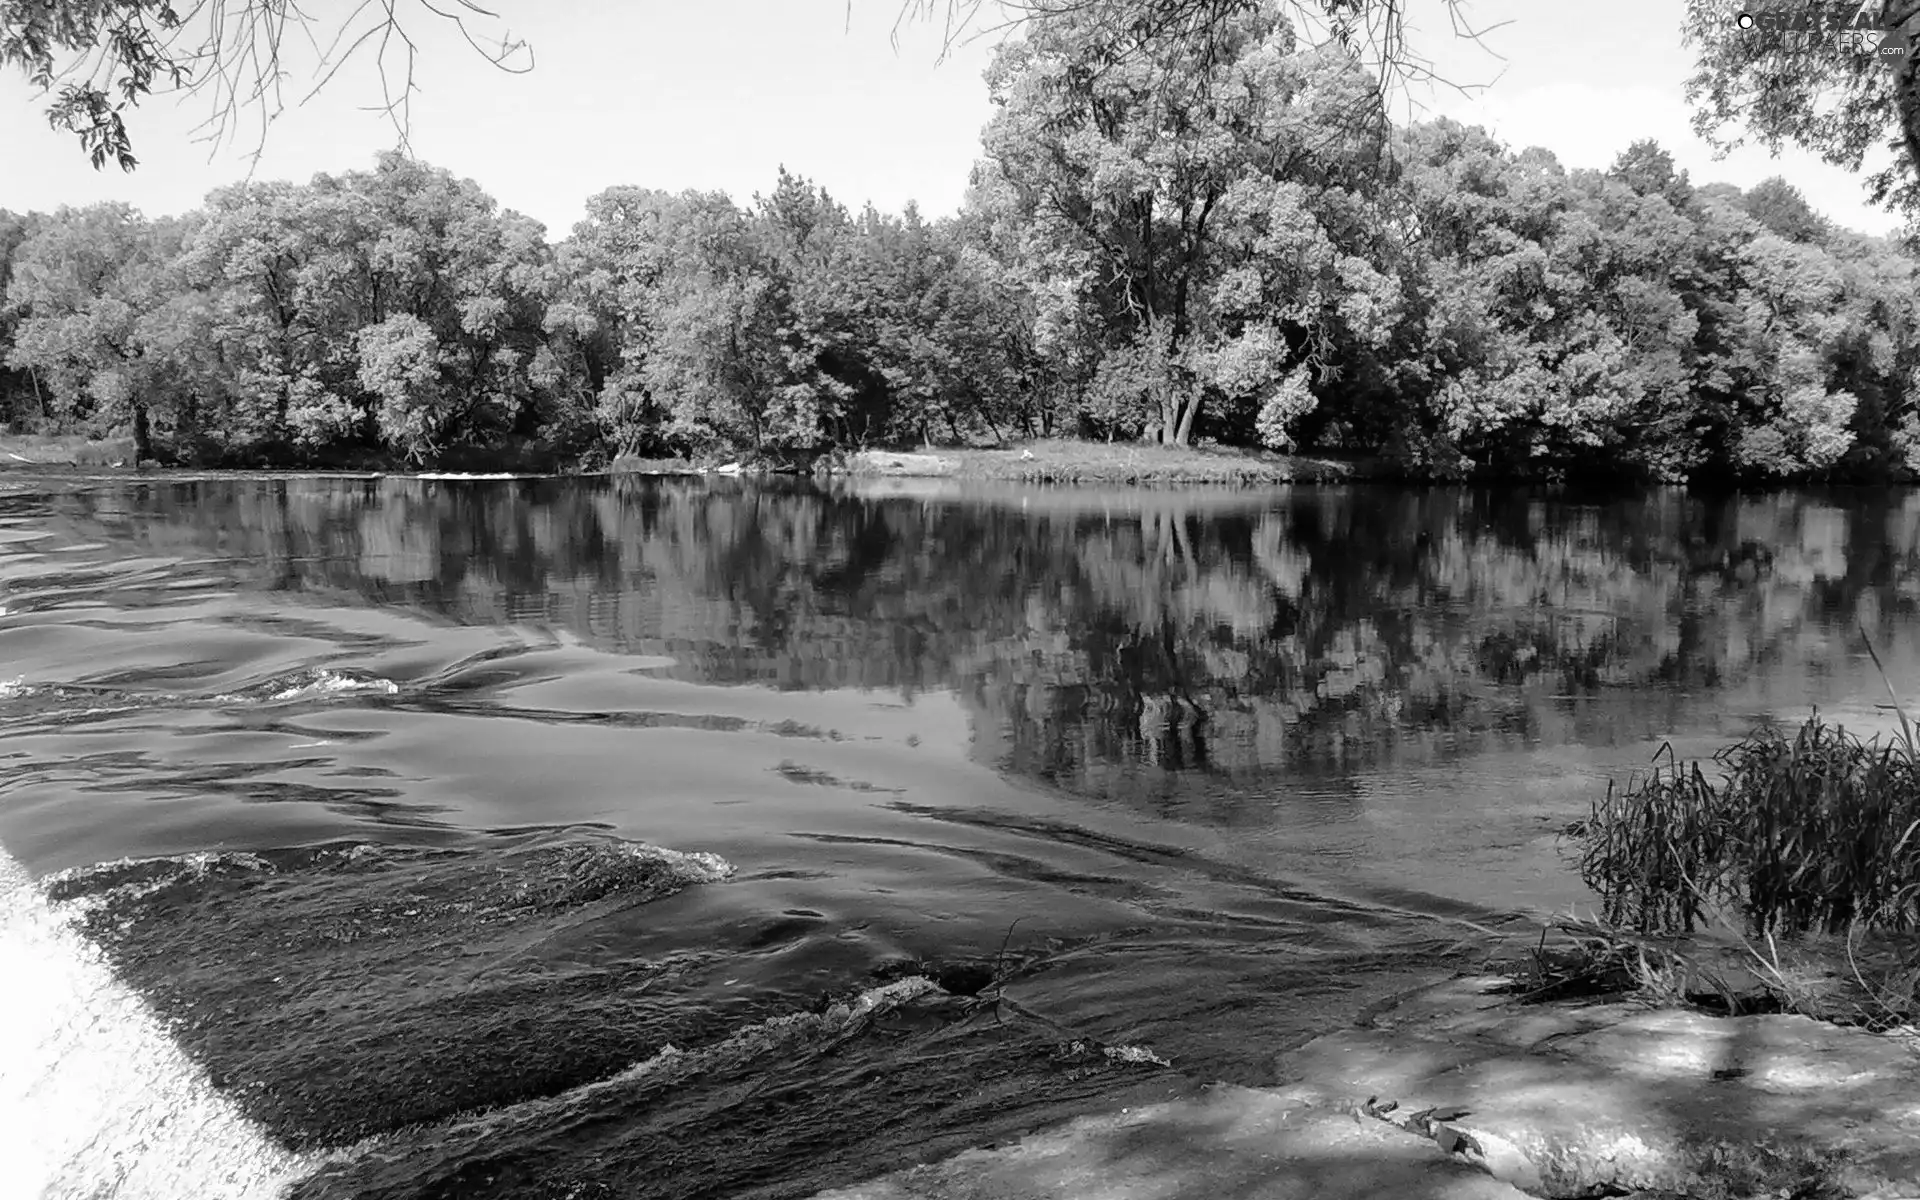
[2,472,1913,1196]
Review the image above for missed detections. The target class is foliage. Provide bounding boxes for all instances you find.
[7,2,1920,478]
[1576,719,1920,937]
[971,3,1394,445]
[1683,0,1920,216]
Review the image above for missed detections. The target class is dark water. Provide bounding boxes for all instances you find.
[3,471,1915,1197]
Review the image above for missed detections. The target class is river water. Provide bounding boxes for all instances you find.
[2,471,1915,1198]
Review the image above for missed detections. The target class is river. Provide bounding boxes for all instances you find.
[2,471,1913,1198]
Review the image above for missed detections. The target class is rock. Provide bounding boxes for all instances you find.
[810,1084,1536,1200]
[816,975,1920,1200]
[1268,975,1920,1198]
[845,451,957,477]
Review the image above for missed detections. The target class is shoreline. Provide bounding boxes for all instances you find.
[6,436,1917,491]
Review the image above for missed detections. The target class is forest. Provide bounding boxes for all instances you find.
[3,2,1917,484]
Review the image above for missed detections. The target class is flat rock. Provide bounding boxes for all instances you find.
[812,1083,1535,1200]
[815,976,1920,1200]
[1268,976,1920,1198]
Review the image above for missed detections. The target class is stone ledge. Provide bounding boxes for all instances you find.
[814,975,1920,1200]
[1268,975,1920,1198]
[813,1083,1536,1200]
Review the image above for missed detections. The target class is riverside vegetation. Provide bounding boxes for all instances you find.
[1532,638,1920,1033]
[4,3,1920,484]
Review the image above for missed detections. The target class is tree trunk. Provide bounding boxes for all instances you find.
[1898,22,1920,187]
[131,401,151,463]
[1158,396,1199,445]
[1173,392,1199,445]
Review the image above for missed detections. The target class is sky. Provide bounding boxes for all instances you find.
[0,0,1904,240]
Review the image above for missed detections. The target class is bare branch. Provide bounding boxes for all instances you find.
[892,0,1505,110]
[6,0,536,171]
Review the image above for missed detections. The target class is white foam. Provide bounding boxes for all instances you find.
[266,672,399,702]
[42,852,275,920]
[211,671,402,705]
[0,848,310,1198]
[621,841,735,885]
[5,835,737,1195]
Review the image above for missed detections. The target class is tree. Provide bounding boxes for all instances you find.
[1684,0,1920,214]
[970,1,1396,445]
[634,192,799,454]
[911,1,1920,221]
[1609,138,1695,211]
[0,210,46,424]
[901,0,1500,124]
[554,186,693,455]
[158,152,573,463]
[3,202,184,459]
[559,187,807,457]
[1741,176,1831,243]
[2,0,532,170]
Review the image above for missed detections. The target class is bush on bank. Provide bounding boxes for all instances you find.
[1551,666,1920,1026]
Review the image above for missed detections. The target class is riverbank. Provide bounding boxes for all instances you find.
[0,432,137,467]
[3,430,1910,488]
[600,441,1389,483]
[834,441,1384,484]
[0,432,589,475]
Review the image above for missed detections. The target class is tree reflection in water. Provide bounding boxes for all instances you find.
[32,475,1920,823]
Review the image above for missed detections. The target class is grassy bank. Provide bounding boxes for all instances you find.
[0,431,592,474]
[841,440,1385,484]
[0,433,138,467]
[605,454,703,475]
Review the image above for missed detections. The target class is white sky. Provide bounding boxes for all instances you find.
[0,0,1903,239]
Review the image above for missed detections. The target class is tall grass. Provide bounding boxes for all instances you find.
[1577,636,1920,939]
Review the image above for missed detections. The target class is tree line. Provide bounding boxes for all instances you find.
[4,2,1918,483]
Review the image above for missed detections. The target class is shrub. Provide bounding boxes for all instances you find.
[1576,714,1920,938]
[71,436,136,465]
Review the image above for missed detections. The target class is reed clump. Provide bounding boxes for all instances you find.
[1561,636,1920,1026]
[1577,717,1920,939]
